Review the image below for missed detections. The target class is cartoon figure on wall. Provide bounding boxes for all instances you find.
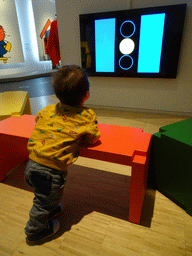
[0,25,12,63]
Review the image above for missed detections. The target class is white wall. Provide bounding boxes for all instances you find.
[55,0,192,115]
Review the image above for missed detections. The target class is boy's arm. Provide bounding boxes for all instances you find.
[35,109,44,122]
[78,117,100,146]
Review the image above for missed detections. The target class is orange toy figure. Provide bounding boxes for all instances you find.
[39,19,52,56]
[0,25,12,63]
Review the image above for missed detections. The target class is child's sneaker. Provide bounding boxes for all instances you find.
[48,204,63,220]
[26,219,60,244]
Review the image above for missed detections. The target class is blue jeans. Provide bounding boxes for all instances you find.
[24,159,67,236]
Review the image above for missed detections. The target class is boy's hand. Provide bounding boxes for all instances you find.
[77,134,100,146]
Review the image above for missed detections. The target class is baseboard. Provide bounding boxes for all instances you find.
[85,104,192,117]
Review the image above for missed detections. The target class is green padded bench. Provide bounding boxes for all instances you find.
[149,118,192,216]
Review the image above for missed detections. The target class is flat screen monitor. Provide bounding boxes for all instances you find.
[79,4,187,78]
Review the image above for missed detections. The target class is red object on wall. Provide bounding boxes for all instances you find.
[44,38,49,54]
[47,20,61,66]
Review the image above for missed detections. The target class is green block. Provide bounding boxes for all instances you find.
[160,118,192,146]
[149,118,192,216]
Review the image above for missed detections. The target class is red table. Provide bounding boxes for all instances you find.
[0,115,152,224]
[81,123,152,224]
[0,115,36,180]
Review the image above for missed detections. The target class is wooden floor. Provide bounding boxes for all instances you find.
[0,94,192,256]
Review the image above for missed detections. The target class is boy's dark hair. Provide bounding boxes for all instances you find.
[52,65,90,106]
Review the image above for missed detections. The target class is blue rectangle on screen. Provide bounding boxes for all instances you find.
[137,13,165,73]
[95,18,116,72]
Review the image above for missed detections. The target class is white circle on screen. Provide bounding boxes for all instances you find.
[119,38,135,55]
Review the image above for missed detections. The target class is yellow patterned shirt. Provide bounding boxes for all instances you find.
[27,102,100,171]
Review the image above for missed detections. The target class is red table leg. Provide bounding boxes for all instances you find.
[129,154,148,224]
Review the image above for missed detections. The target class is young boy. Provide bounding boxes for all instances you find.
[24,65,100,243]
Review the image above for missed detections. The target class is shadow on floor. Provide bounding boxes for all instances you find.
[2,160,156,244]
